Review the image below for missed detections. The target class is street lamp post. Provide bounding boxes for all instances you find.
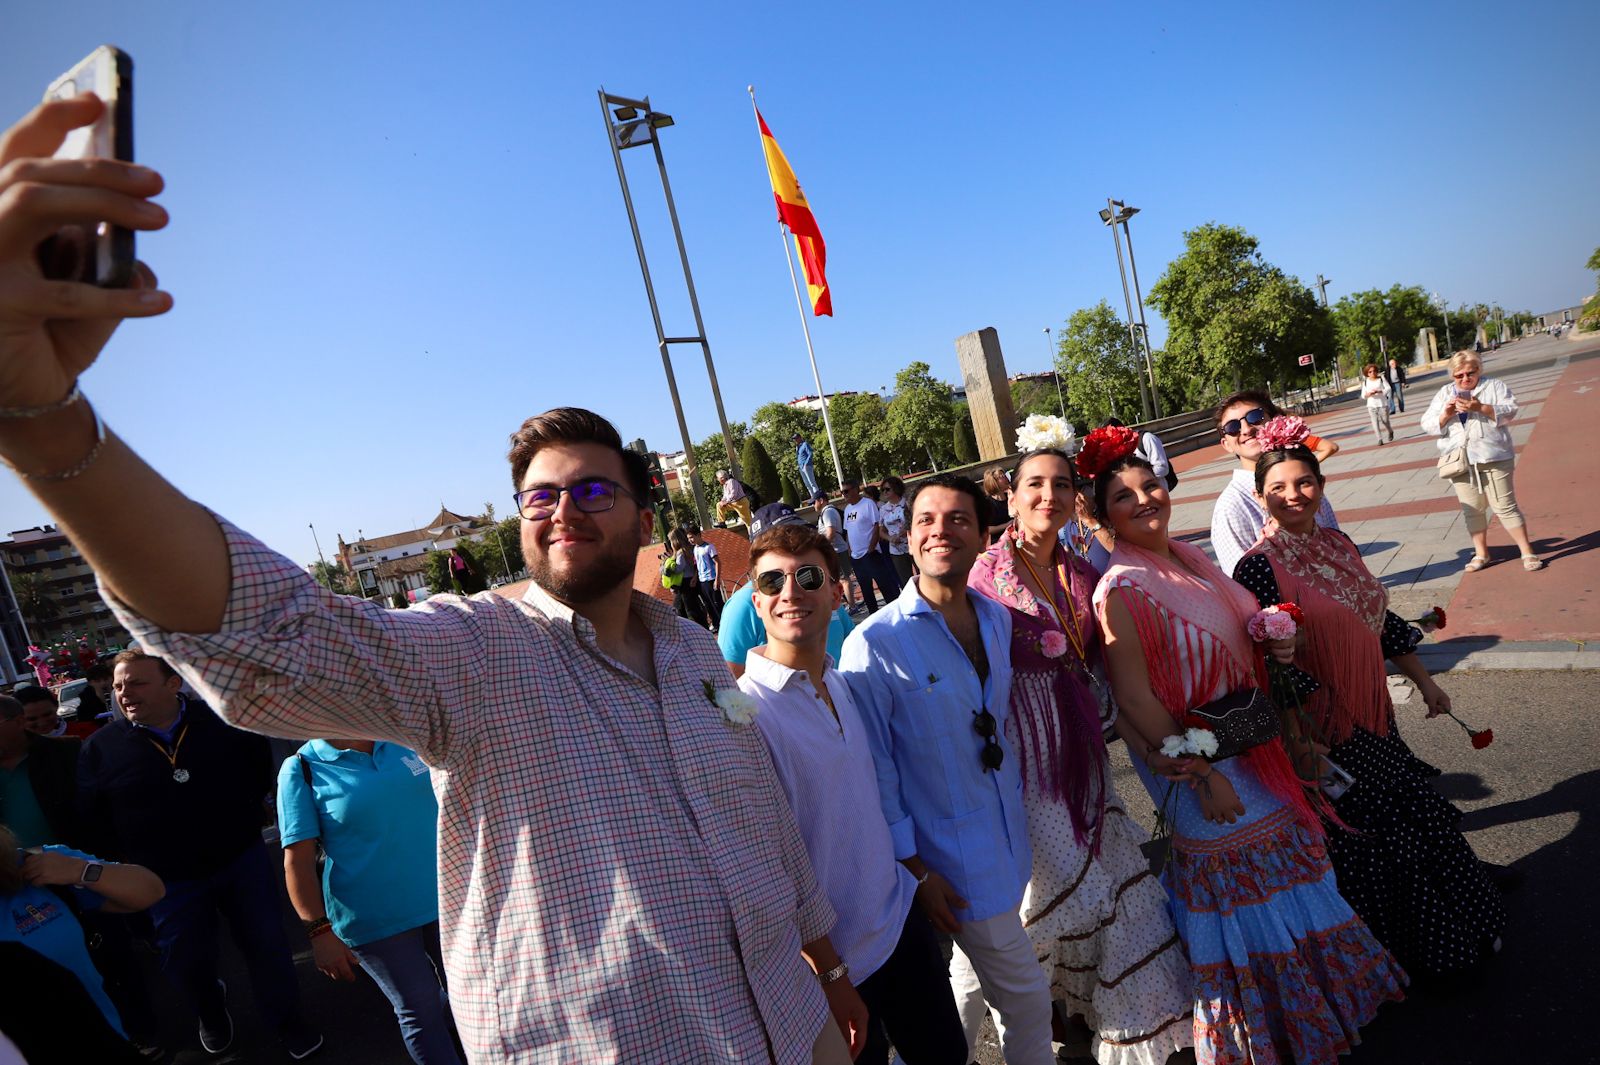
[1433,292,1453,361]
[1099,199,1159,420]
[599,89,738,530]
[1314,274,1341,389]
[308,522,331,590]
[1043,327,1065,416]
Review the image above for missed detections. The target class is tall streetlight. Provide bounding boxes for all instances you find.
[308,523,331,590]
[1432,292,1453,361]
[1042,327,1065,416]
[1314,274,1341,389]
[600,89,740,530]
[1098,199,1160,420]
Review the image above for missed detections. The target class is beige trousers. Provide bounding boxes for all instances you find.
[810,1017,851,1065]
[1450,458,1524,533]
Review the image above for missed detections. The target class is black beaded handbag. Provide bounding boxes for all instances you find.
[1185,687,1281,761]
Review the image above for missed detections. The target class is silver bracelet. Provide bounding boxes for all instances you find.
[818,961,850,985]
[3,399,106,482]
[0,382,82,419]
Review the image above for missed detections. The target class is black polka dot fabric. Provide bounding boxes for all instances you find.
[1232,551,1508,977]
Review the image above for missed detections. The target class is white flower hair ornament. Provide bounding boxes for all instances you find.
[703,680,760,726]
[1015,414,1079,456]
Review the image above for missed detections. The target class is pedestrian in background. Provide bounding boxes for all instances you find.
[1361,364,1394,445]
[980,469,1012,545]
[1423,351,1545,572]
[278,739,462,1065]
[1384,357,1408,414]
[878,476,914,587]
[687,525,724,630]
[664,528,709,628]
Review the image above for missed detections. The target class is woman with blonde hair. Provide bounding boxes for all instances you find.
[1422,351,1544,571]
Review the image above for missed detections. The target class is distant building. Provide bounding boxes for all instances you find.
[337,506,501,603]
[786,390,860,411]
[1535,304,1587,328]
[0,525,131,673]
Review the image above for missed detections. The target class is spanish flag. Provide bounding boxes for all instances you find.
[757,109,832,317]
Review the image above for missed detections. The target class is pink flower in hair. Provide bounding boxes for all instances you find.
[1255,415,1311,453]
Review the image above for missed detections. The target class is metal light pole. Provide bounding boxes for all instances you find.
[1315,274,1341,389]
[1116,206,1161,418]
[1043,328,1065,416]
[1433,292,1453,361]
[599,89,738,530]
[1099,199,1156,421]
[308,523,331,590]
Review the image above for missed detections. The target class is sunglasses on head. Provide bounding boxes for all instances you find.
[1221,408,1266,437]
[754,565,829,596]
[972,709,1004,772]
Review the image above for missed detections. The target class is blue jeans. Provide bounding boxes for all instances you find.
[852,550,902,613]
[351,922,462,1065]
[149,840,305,1036]
[799,463,821,499]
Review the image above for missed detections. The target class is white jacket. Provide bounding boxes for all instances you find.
[1422,376,1517,464]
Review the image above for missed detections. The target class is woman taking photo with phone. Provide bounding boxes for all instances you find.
[969,440,1193,1065]
[1082,426,1403,1065]
[1232,418,1506,979]
[1422,351,1544,572]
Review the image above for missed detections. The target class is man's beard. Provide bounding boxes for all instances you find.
[527,536,639,606]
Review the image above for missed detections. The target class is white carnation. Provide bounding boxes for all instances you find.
[1186,728,1219,758]
[1159,734,1187,758]
[715,689,760,726]
[1015,414,1079,456]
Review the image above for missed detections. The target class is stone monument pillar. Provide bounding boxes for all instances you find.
[1418,327,1437,364]
[955,327,1017,461]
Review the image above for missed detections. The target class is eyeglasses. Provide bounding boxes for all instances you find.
[972,709,1004,772]
[513,478,641,521]
[1221,408,1266,437]
[754,564,829,596]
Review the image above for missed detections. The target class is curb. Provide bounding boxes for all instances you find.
[1400,639,1599,674]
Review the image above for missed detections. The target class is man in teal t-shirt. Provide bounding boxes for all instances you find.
[717,581,854,678]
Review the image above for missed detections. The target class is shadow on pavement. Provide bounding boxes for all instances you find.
[1533,528,1600,567]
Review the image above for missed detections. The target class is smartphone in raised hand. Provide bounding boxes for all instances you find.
[42,46,135,288]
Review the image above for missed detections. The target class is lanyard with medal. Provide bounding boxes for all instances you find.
[1015,543,1104,703]
[146,723,192,783]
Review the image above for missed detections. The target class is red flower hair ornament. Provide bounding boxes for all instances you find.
[1075,425,1143,479]
[1255,415,1311,453]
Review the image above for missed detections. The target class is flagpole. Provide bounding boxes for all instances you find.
[748,86,846,491]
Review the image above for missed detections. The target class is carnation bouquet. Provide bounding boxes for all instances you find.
[1247,602,1320,780]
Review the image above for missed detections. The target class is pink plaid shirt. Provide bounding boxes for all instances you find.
[106,518,834,1063]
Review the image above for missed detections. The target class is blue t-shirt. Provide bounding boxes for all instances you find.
[4,845,119,1035]
[276,741,440,947]
[717,582,855,667]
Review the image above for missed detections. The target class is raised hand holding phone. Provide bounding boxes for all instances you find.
[0,87,171,413]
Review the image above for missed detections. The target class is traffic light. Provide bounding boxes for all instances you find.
[644,451,673,514]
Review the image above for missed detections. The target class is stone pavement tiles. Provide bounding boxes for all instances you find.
[1164,332,1600,668]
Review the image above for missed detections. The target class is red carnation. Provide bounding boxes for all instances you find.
[1075,425,1143,479]
[1471,728,1494,749]
[1278,602,1306,625]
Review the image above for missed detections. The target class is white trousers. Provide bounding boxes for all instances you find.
[948,911,1055,1065]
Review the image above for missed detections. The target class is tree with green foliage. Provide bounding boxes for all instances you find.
[10,572,60,628]
[780,476,799,507]
[1053,301,1142,428]
[309,559,358,595]
[391,591,410,609]
[740,436,782,507]
[1010,376,1062,423]
[827,392,896,480]
[467,518,521,584]
[1330,285,1442,375]
[1147,223,1333,395]
[749,402,832,495]
[885,361,956,472]
[953,416,979,465]
[1581,247,1600,332]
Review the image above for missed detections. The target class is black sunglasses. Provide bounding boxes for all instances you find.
[1221,408,1267,437]
[513,478,642,521]
[754,564,829,596]
[972,709,1004,772]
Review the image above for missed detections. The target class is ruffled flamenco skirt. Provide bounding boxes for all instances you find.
[1132,755,1407,1065]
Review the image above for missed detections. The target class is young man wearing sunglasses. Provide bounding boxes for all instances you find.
[1209,390,1342,576]
[838,475,1053,1065]
[740,524,965,1065]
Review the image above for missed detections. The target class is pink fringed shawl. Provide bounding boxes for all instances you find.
[970,535,1108,850]
[1093,537,1326,836]
[1247,526,1392,744]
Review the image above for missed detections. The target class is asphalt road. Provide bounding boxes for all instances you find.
[975,669,1600,1065]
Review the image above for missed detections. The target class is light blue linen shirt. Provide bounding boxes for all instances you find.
[740,651,916,981]
[838,579,1030,923]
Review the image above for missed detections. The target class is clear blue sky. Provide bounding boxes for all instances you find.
[4,1,1594,566]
